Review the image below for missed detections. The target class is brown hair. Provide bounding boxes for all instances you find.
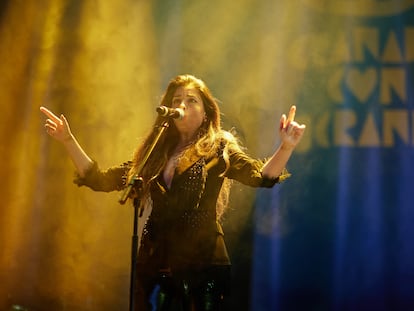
[129,74,240,219]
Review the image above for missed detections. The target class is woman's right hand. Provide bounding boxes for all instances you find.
[40,106,73,143]
[40,106,94,176]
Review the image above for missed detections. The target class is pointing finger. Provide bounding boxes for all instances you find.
[40,106,60,123]
[287,105,296,124]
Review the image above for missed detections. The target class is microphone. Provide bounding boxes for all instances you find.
[156,106,184,119]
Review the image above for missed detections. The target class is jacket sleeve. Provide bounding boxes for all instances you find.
[224,148,291,188]
[73,160,131,192]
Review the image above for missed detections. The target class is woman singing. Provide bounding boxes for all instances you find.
[40,74,306,311]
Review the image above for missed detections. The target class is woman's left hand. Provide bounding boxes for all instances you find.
[279,105,306,149]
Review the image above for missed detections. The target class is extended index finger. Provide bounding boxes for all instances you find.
[287,105,296,123]
[40,106,60,122]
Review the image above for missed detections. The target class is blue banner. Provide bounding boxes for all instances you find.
[252,4,414,311]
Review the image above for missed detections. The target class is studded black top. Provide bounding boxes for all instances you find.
[74,141,288,283]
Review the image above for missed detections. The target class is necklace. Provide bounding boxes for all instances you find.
[172,142,192,167]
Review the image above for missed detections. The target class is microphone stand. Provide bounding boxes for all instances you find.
[118,119,170,311]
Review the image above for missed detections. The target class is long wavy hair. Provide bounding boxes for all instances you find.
[128,74,240,219]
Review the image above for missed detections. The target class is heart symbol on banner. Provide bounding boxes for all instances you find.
[345,68,377,102]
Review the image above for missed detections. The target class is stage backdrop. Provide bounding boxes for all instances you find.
[0,1,413,311]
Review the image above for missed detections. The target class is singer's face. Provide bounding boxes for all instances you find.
[171,86,205,138]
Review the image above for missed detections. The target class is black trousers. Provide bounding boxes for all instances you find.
[135,266,230,311]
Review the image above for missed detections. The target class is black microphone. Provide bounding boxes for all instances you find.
[156,106,184,119]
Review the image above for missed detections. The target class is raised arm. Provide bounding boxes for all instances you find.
[40,106,93,177]
[262,105,306,178]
